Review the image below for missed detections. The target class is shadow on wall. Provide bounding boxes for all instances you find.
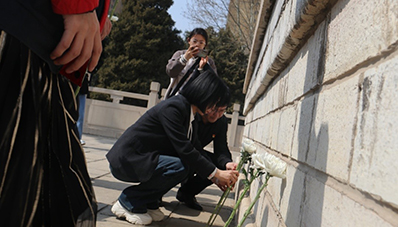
[284,15,330,227]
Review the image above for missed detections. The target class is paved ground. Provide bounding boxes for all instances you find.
[82,134,239,227]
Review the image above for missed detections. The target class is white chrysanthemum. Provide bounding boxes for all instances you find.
[251,153,287,179]
[110,16,119,22]
[241,138,256,154]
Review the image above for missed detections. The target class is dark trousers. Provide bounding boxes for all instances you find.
[178,150,225,198]
[111,155,189,213]
[178,174,213,197]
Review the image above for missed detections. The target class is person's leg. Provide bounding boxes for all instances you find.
[176,151,216,210]
[179,174,213,197]
[176,174,212,210]
[76,93,86,142]
[119,155,189,212]
[0,32,96,226]
[112,155,188,224]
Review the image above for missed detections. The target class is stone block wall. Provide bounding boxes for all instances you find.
[239,0,398,226]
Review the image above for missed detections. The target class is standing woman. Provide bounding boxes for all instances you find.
[107,70,239,226]
[165,28,216,98]
[0,0,111,226]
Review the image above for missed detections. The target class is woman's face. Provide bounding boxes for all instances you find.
[202,105,227,124]
[188,34,206,50]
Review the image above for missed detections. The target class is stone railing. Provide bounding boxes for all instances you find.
[83,82,245,149]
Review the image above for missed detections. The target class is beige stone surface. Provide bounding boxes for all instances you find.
[351,54,398,205]
[241,0,398,226]
[325,0,398,81]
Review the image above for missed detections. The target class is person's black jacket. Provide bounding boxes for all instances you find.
[106,95,216,182]
[196,115,232,170]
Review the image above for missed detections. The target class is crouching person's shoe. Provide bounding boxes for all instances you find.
[176,190,203,211]
[111,201,152,225]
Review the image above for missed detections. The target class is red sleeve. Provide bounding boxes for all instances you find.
[51,0,99,15]
[99,0,110,31]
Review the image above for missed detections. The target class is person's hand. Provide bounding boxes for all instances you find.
[184,44,200,60]
[50,11,102,74]
[225,162,238,170]
[211,169,239,191]
[101,17,112,40]
[199,56,208,69]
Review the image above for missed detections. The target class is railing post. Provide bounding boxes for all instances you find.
[160,88,167,102]
[110,94,123,103]
[148,82,160,109]
[229,103,240,147]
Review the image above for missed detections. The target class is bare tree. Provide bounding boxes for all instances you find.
[184,0,260,52]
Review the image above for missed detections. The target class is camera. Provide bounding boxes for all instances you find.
[197,49,211,58]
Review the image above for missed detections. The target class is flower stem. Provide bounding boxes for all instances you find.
[74,84,81,97]
[206,187,230,226]
[109,0,120,18]
[237,174,271,227]
[224,170,259,227]
[207,152,249,227]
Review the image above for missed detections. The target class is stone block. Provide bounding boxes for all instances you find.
[244,0,300,112]
[285,21,326,104]
[253,120,261,143]
[351,55,398,205]
[260,116,272,147]
[325,0,398,81]
[280,166,306,227]
[301,174,394,227]
[269,111,281,150]
[275,105,298,156]
[307,75,360,181]
[291,95,315,162]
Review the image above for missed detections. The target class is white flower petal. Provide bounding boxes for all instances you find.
[251,153,287,179]
[241,138,257,154]
[110,16,119,22]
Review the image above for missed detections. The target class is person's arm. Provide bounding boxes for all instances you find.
[208,57,218,75]
[158,101,238,188]
[213,116,234,168]
[51,0,99,14]
[166,50,187,78]
[158,102,215,176]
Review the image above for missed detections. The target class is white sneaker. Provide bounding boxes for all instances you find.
[111,201,152,225]
[80,140,86,145]
[147,208,164,221]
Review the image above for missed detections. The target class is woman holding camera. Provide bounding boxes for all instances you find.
[165,28,217,98]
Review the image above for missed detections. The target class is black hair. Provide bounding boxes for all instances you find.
[180,70,230,113]
[188,28,208,47]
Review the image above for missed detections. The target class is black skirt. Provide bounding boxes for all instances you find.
[0,32,97,226]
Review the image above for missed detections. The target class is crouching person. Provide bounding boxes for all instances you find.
[106,70,239,225]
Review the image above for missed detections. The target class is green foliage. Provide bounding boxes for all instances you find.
[94,1,247,111]
[94,0,184,95]
[205,27,248,112]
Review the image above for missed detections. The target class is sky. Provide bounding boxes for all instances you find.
[168,0,195,35]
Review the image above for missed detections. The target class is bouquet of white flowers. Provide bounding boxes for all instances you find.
[206,138,256,227]
[228,152,287,227]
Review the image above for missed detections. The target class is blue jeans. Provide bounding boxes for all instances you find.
[112,155,189,213]
[77,94,86,139]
